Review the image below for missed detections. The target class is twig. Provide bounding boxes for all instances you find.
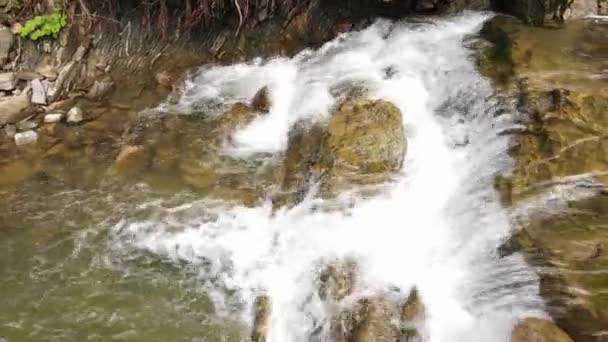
[234,0,243,37]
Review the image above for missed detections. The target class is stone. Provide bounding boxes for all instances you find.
[16,120,38,131]
[331,297,400,342]
[512,318,573,342]
[252,295,271,342]
[14,130,38,146]
[155,71,174,89]
[401,288,425,322]
[44,113,63,124]
[66,107,84,124]
[0,25,14,64]
[215,102,257,134]
[0,72,15,91]
[251,86,271,113]
[320,98,406,188]
[10,23,22,35]
[31,78,47,105]
[85,77,115,100]
[318,260,357,301]
[3,124,16,137]
[272,119,324,209]
[35,64,58,81]
[0,87,31,126]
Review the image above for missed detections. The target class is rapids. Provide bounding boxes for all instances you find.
[113,12,546,341]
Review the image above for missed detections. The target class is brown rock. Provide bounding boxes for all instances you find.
[511,318,573,342]
[215,102,257,134]
[272,119,324,209]
[252,295,272,342]
[251,86,271,113]
[318,260,357,301]
[320,97,406,190]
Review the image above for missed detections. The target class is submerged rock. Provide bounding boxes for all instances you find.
[252,295,272,342]
[320,97,406,190]
[214,102,257,134]
[113,145,148,174]
[511,318,573,342]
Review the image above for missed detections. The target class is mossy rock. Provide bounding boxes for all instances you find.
[320,97,406,193]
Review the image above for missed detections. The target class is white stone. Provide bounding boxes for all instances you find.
[44,113,63,123]
[67,106,84,123]
[14,130,38,146]
[31,78,47,105]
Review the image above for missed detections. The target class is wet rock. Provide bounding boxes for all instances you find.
[36,65,58,81]
[251,86,271,113]
[155,71,174,89]
[0,26,14,65]
[252,295,271,342]
[86,76,115,100]
[318,260,357,301]
[66,107,84,124]
[0,72,15,91]
[0,87,31,125]
[401,289,424,322]
[215,102,257,134]
[31,78,47,105]
[400,288,425,342]
[113,145,148,174]
[320,98,406,189]
[14,130,38,146]
[332,297,400,342]
[16,120,38,131]
[511,318,573,342]
[179,158,220,189]
[44,113,63,124]
[273,119,324,208]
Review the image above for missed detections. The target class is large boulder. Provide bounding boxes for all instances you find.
[320,98,406,191]
[511,318,573,342]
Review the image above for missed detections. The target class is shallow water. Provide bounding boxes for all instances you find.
[1,12,607,342]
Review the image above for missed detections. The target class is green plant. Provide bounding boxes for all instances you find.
[18,9,67,41]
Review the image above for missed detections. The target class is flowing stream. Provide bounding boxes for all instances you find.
[113,12,544,341]
[12,11,605,342]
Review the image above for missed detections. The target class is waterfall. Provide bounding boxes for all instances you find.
[113,12,546,342]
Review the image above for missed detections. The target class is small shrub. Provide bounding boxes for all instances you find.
[18,9,67,41]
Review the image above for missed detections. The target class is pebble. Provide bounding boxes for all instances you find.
[14,130,38,146]
[67,106,84,123]
[44,113,63,123]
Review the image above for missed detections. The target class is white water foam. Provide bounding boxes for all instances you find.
[113,12,547,341]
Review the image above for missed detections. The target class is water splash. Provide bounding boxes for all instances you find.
[113,12,547,342]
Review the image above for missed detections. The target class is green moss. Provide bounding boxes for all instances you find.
[18,8,66,41]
